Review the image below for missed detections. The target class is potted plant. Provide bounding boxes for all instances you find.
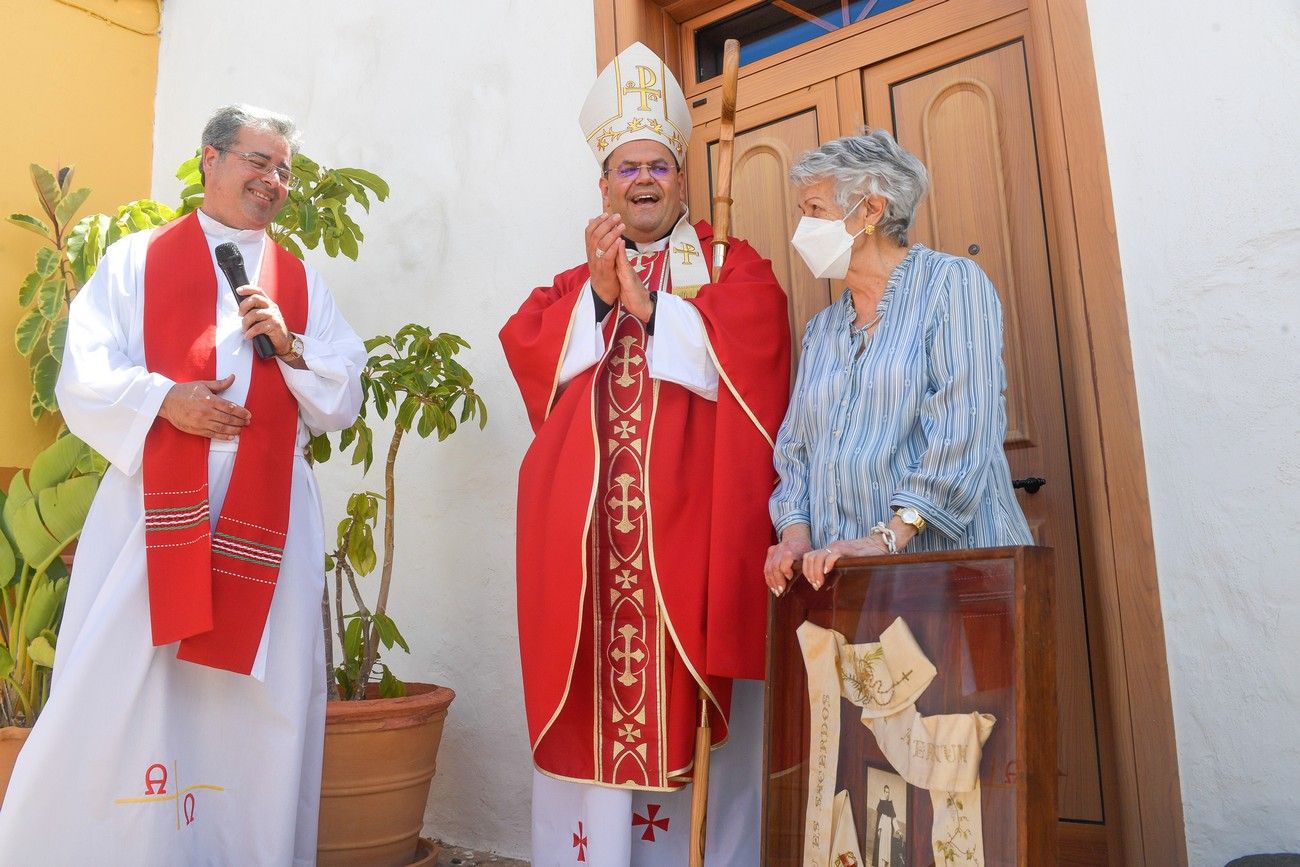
[313,325,486,867]
[0,435,99,802]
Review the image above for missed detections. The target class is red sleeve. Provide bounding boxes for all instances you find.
[691,222,793,680]
[498,264,590,432]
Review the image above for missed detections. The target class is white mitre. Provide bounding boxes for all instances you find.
[580,42,692,165]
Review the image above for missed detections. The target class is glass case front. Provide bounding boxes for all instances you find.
[762,546,1055,866]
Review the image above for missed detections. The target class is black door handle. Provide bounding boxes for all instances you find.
[1012,477,1047,494]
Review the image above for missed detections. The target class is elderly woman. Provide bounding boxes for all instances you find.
[764,129,1032,594]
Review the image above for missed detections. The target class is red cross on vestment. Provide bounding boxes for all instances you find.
[632,803,670,841]
[572,821,588,861]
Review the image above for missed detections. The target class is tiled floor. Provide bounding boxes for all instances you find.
[431,840,529,867]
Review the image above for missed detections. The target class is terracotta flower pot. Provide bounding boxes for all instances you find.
[317,683,454,867]
[0,726,30,810]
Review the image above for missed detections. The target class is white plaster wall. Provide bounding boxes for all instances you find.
[152,1,598,856]
[1086,1,1300,863]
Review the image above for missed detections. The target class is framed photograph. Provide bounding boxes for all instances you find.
[865,766,908,867]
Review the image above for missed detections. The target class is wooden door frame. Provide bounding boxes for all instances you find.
[592,0,1186,863]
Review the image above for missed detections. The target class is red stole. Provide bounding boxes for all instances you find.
[141,211,307,675]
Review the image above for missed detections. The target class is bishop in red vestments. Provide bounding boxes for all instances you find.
[501,45,790,863]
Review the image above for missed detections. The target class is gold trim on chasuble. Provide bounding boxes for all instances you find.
[591,249,671,789]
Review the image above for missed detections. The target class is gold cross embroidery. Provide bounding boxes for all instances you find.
[612,624,646,687]
[622,65,663,112]
[673,242,699,265]
[607,472,643,534]
[611,335,643,388]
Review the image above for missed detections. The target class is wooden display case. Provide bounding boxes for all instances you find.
[763,546,1057,865]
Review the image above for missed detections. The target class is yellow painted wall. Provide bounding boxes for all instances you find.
[0,0,160,468]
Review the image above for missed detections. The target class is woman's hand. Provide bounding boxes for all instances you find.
[764,525,813,597]
[800,535,893,590]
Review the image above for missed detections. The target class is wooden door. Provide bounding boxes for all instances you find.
[688,81,841,362]
[863,23,1106,833]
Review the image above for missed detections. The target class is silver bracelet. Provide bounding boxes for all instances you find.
[870,522,898,554]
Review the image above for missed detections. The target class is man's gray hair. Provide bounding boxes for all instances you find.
[200,104,302,181]
[790,129,928,246]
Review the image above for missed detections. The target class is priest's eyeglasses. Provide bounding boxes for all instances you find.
[605,161,676,181]
[217,148,299,189]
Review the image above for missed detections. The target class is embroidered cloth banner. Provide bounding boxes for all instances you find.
[797,618,994,866]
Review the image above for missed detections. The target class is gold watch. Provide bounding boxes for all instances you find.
[279,333,304,362]
[894,506,926,534]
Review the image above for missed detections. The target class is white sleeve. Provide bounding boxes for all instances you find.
[557,281,609,388]
[55,236,173,476]
[646,292,718,401]
[278,267,367,436]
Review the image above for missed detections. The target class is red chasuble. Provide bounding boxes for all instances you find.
[501,221,790,788]
[141,211,307,675]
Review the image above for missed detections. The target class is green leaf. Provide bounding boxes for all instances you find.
[373,612,396,650]
[73,443,107,477]
[32,354,59,411]
[417,404,436,438]
[23,577,58,641]
[378,665,407,699]
[374,612,410,653]
[35,247,61,279]
[28,633,56,668]
[7,213,53,242]
[68,213,111,286]
[18,271,42,307]
[343,617,364,661]
[36,475,99,544]
[0,528,16,590]
[309,433,331,463]
[55,187,91,226]
[338,229,359,260]
[3,466,96,567]
[347,522,376,576]
[15,307,47,355]
[395,395,419,431]
[337,168,390,200]
[29,434,85,491]
[47,316,68,363]
[175,154,201,184]
[30,164,63,215]
[0,646,13,681]
[37,277,64,320]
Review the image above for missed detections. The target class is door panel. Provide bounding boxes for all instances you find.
[690,81,840,360]
[866,35,1105,825]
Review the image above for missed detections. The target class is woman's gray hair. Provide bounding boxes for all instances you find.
[790,129,928,246]
[200,104,302,181]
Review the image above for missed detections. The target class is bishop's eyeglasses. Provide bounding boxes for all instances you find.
[604,161,676,181]
[217,148,299,189]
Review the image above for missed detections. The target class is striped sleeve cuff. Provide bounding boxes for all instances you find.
[890,492,965,542]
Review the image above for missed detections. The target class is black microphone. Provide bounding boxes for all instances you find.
[215,242,276,359]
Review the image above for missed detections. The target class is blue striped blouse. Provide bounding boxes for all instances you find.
[769,244,1032,551]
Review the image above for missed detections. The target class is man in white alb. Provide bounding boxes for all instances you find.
[0,104,366,866]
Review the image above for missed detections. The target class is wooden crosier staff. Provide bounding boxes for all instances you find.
[691,36,741,867]
[710,39,741,283]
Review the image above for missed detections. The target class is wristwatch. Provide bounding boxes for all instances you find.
[279,333,305,362]
[894,506,927,534]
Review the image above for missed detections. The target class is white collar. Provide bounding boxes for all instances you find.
[196,209,268,245]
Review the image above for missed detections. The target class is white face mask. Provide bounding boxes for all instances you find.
[790,195,868,280]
